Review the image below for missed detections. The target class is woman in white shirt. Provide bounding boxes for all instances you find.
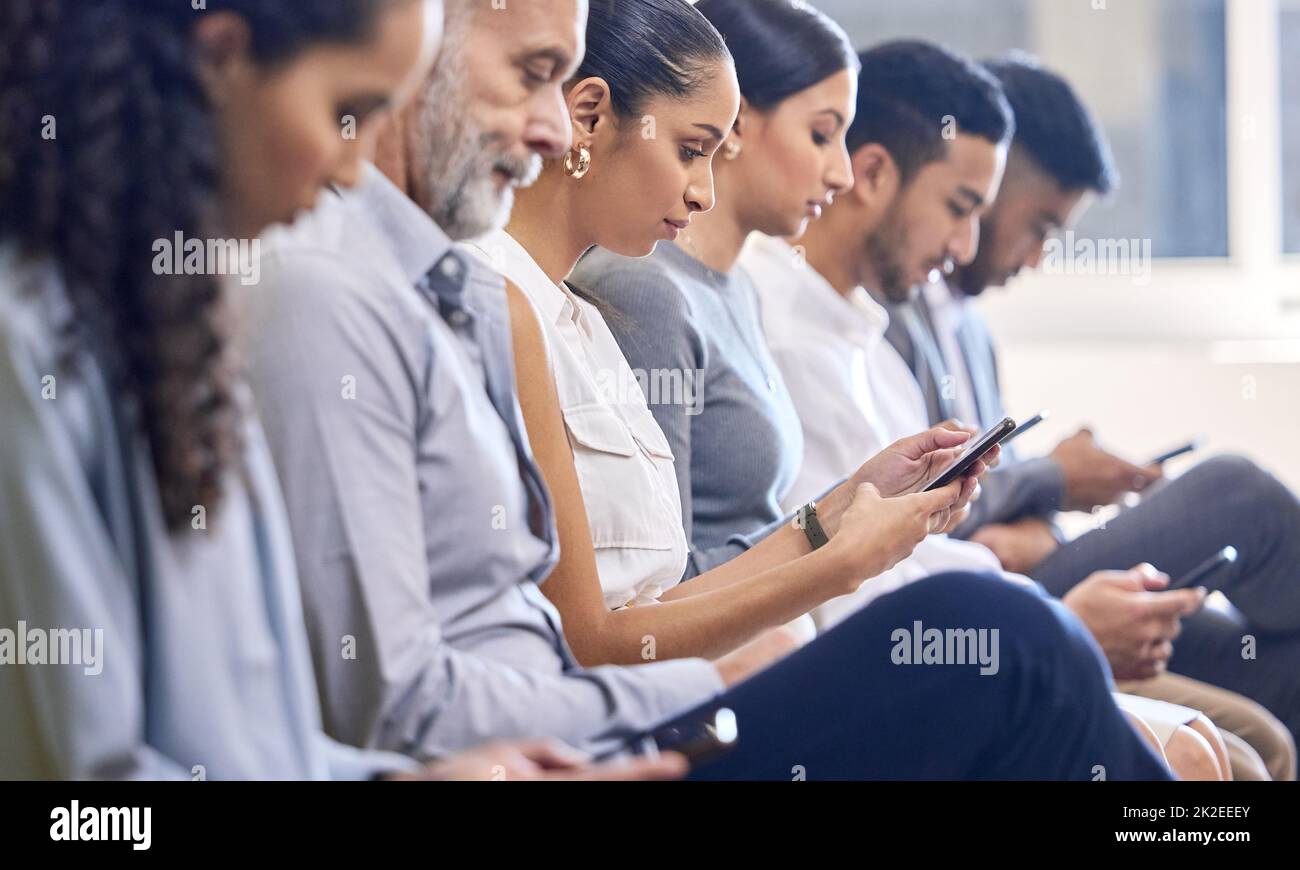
[467,231,688,610]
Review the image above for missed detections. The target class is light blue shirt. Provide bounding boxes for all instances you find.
[242,165,722,758]
[0,247,412,779]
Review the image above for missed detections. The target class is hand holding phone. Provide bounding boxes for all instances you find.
[922,417,1016,492]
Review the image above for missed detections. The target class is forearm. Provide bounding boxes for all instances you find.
[670,475,851,595]
[666,518,810,597]
[594,543,853,662]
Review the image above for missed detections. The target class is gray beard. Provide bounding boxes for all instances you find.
[410,76,540,241]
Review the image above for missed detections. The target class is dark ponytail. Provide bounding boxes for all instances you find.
[0,0,403,531]
[573,0,731,122]
[694,0,857,110]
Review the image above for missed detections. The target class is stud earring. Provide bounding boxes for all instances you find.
[722,140,742,161]
[563,145,592,179]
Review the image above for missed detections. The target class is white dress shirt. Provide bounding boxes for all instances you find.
[743,236,1198,742]
[465,230,690,610]
[741,233,1004,627]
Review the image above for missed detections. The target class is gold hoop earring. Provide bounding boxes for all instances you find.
[563,145,592,179]
[722,140,742,161]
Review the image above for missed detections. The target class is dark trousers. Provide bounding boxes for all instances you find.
[665,572,1171,780]
[1032,454,1300,741]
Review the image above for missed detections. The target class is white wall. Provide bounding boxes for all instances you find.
[991,332,1300,493]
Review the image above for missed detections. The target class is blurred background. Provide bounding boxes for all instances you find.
[816,0,1300,492]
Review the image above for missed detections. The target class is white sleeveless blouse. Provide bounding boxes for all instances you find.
[464,230,689,609]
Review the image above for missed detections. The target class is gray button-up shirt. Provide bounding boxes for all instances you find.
[241,165,721,758]
[0,246,412,780]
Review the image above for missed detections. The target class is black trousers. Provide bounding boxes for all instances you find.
[1032,454,1300,741]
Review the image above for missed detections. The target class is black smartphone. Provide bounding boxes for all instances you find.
[922,416,1016,492]
[1001,409,1050,447]
[595,706,738,765]
[1148,438,1202,466]
[1180,545,1238,587]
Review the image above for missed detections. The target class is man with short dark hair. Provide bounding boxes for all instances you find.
[876,54,1299,773]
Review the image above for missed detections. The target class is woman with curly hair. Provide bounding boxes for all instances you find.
[0,0,632,781]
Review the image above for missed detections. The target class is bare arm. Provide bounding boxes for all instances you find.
[508,282,962,664]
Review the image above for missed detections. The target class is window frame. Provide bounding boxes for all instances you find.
[979,0,1300,342]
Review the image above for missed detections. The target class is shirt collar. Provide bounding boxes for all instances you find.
[743,233,891,341]
[353,162,457,288]
[467,228,590,338]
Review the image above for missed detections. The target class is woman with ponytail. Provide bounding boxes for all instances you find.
[0,0,663,782]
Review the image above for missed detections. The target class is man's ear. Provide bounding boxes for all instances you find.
[192,13,256,107]
[567,76,613,147]
[848,143,900,208]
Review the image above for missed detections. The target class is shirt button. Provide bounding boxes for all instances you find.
[448,310,469,327]
[439,257,461,278]
[766,377,777,392]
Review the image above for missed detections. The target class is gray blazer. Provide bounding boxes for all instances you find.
[881,286,1065,537]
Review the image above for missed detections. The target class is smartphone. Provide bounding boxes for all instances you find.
[595,706,738,765]
[1000,409,1050,447]
[922,416,1016,492]
[1148,438,1202,466]
[1180,545,1238,587]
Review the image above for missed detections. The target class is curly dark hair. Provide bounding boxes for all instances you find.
[0,0,405,530]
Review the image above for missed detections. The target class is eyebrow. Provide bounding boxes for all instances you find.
[814,109,846,129]
[956,186,985,208]
[518,46,573,76]
[693,123,726,143]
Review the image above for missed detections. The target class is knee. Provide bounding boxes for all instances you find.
[1186,714,1232,781]
[1193,454,1293,513]
[1165,725,1226,781]
[881,571,1106,676]
[1247,707,1298,781]
[879,571,1051,629]
[1271,729,1297,782]
[1124,711,1168,762]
